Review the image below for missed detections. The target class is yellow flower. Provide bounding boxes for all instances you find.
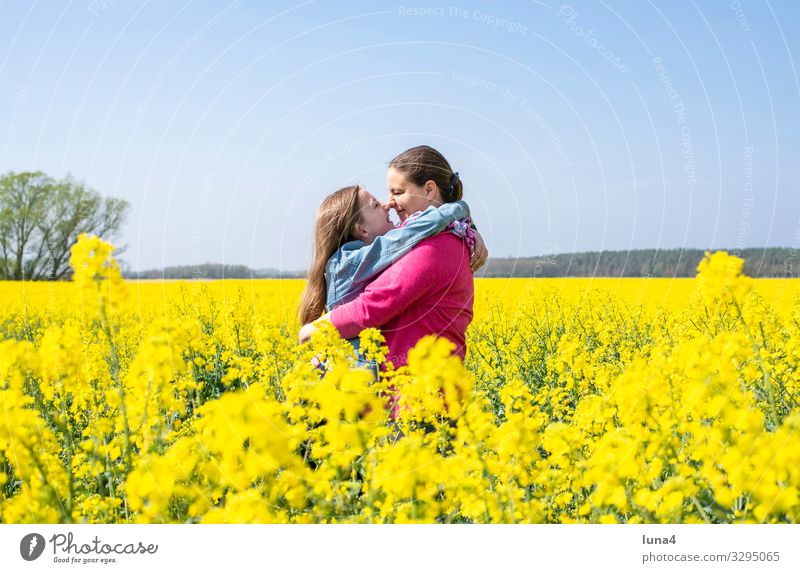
[0,245,798,524]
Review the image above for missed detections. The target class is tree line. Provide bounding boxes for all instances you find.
[132,248,798,280]
[480,248,799,278]
[127,264,304,280]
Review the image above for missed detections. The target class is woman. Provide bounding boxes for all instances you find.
[300,145,484,370]
[298,182,477,366]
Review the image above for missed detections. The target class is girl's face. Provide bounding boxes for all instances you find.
[353,188,394,243]
[386,167,442,221]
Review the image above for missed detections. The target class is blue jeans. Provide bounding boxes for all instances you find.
[312,348,377,380]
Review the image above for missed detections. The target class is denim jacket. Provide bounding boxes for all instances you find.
[324,200,470,312]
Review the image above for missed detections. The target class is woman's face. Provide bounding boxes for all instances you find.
[353,187,394,243]
[386,167,442,221]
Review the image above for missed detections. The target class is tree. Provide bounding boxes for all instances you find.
[0,172,52,280]
[40,176,129,280]
[0,171,129,280]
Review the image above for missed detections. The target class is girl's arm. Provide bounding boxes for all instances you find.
[328,236,459,339]
[471,230,488,272]
[328,200,469,306]
[349,200,469,283]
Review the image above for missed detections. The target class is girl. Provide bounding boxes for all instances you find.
[317,145,479,368]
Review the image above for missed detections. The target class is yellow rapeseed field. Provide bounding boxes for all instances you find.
[1,234,799,523]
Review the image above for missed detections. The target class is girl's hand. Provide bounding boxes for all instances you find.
[471,231,488,272]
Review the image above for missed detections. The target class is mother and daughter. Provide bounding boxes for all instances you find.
[298,144,486,377]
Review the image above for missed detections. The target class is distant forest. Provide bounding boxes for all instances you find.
[126,263,304,280]
[124,248,799,280]
[480,248,799,278]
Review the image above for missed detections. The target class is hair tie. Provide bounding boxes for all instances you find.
[450,171,460,189]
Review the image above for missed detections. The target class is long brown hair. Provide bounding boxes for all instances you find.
[298,185,363,324]
[389,145,462,203]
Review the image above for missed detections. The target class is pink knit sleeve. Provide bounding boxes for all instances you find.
[329,239,443,339]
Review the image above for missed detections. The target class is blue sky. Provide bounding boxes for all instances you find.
[1,1,798,271]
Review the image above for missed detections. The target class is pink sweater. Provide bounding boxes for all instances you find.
[328,232,474,368]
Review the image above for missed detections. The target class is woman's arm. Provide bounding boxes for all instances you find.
[299,312,328,344]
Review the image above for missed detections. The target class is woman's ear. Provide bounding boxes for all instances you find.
[425,180,437,197]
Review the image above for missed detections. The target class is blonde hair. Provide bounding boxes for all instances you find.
[298,185,363,324]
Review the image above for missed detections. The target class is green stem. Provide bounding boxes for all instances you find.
[732,299,779,428]
[690,495,713,523]
[100,297,133,474]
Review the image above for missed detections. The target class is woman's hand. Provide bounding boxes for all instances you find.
[298,322,317,344]
[471,230,488,272]
[299,313,331,344]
